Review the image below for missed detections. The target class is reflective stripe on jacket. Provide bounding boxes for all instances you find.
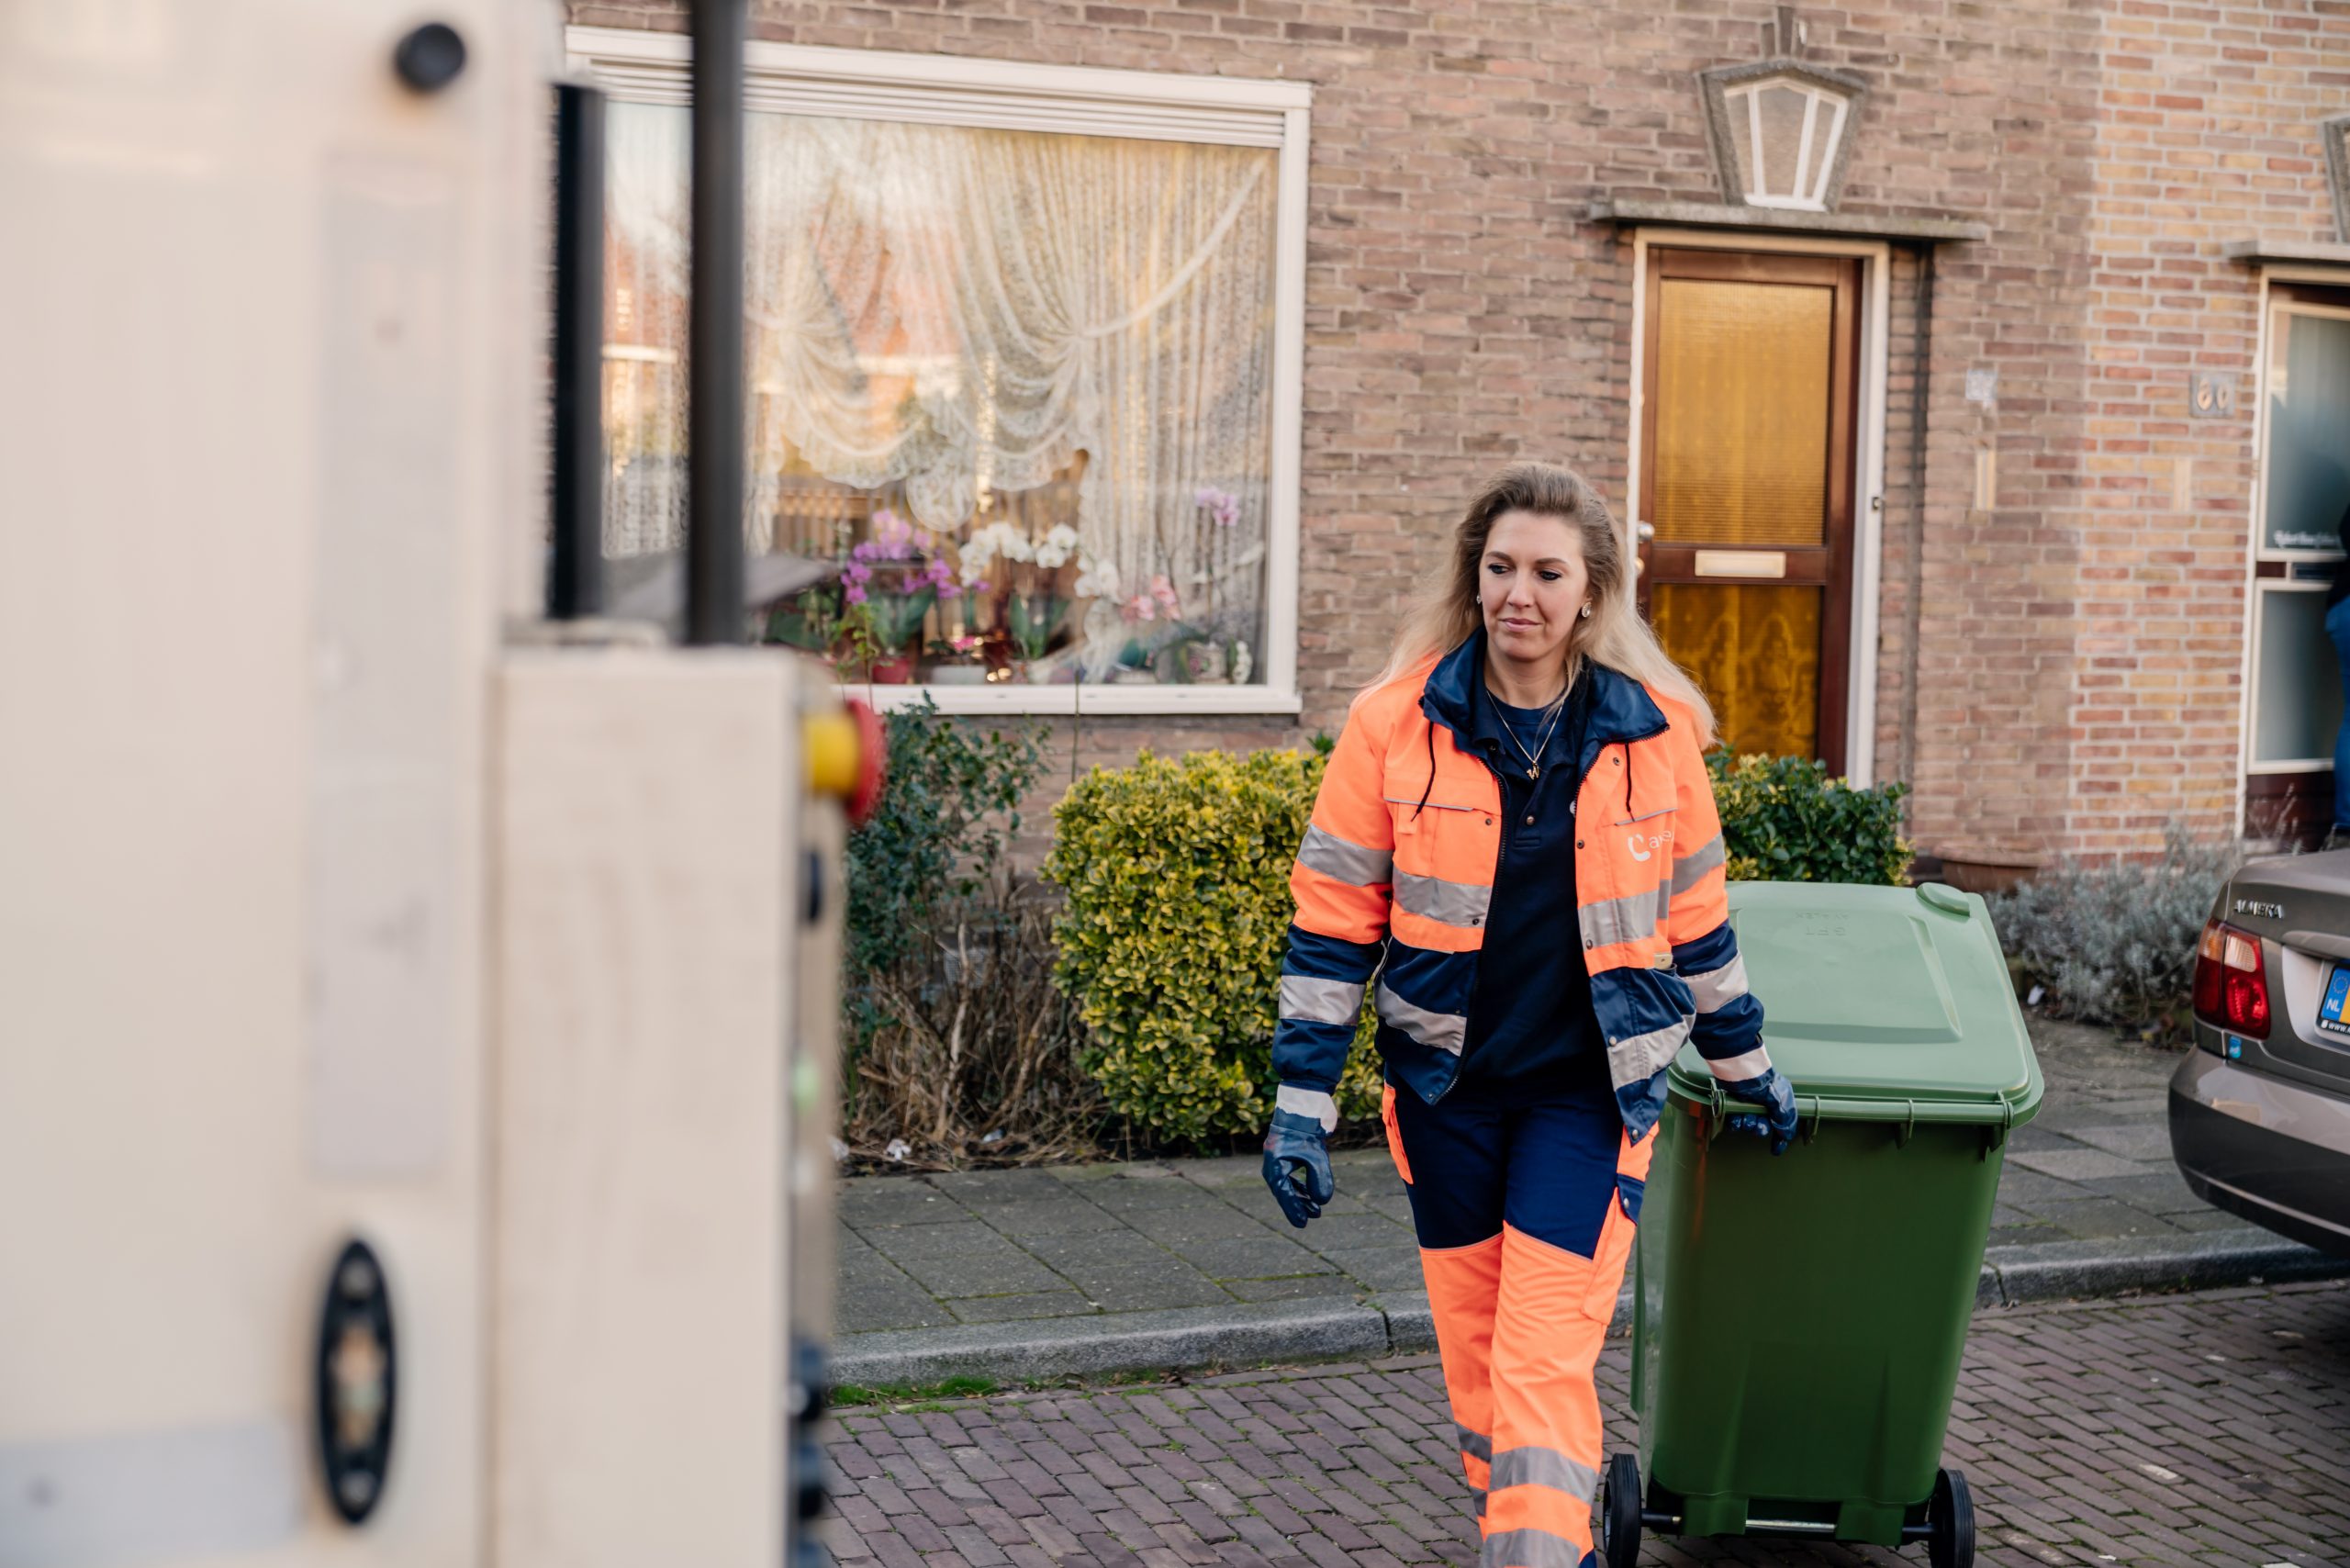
[1273,635,1769,1142]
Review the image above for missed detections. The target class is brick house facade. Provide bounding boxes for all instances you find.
[572,0,2350,870]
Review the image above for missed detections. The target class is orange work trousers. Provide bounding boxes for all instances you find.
[1382,1075,1652,1568]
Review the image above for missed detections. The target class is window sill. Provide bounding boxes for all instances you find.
[851,682,1303,717]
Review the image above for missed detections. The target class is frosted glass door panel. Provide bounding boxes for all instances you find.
[1651,583,1823,760]
[1651,278,1832,547]
[2263,309,2350,555]
[2253,585,2344,766]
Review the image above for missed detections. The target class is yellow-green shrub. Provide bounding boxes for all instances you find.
[1043,748,1382,1144]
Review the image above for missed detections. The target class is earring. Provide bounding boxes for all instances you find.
[1579,604,1593,620]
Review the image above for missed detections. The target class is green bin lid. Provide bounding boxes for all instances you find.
[1666,881,2043,1128]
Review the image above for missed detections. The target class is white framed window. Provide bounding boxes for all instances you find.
[2241,280,2350,778]
[2246,580,2342,771]
[2255,295,2350,562]
[568,28,1309,716]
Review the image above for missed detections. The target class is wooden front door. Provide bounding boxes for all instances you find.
[1637,248,1862,773]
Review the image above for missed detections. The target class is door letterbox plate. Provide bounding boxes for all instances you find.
[1693,550,1788,578]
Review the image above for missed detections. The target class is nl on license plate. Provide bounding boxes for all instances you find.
[2322,965,2350,1035]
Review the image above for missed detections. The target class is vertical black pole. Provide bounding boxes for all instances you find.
[550,82,607,620]
[687,0,746,645]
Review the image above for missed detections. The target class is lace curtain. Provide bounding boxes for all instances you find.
[602,102,1279,678]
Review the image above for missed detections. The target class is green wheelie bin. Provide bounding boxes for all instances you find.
[1598,881,2042,1568]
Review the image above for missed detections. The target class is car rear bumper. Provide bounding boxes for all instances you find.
[2169,1049,2350,1260]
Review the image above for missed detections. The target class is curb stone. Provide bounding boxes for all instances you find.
[833,1227,2350,1389]
[832,1297,1388,1390]
[1982,1229,2350,1305]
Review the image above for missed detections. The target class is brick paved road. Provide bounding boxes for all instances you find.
[820,1282,2350,1568]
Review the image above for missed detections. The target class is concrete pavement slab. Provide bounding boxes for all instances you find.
[976,1196,1138,1238]
[2076,1169,2207,1214]
[1320,1247,1431,1294]
[2022,1196,2185,1239]
[1019,1232,1234,1312]
[1171,1234,1337,1282]
[946,1290,1100,1325]
[2008,1146,2155,1181]
[2063,1122,2178,1161]
[1224,1276,1360,1304]
[869,1220,1070,1299]
[841,1180,967,1226]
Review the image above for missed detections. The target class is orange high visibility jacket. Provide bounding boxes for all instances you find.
[1273,636,1770,1141]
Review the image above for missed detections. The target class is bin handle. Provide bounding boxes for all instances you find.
[1703,1088,2020,1137]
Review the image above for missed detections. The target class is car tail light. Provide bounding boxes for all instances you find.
[2192,919,2269,1039]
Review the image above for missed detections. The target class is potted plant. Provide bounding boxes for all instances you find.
[925,633,991,684]
[838,509,959,684]
[1110,574,1183,682]
[1181,484,1245,683]
[765,583,844,654]
[826,602,889,683]
[963,521,1104,682]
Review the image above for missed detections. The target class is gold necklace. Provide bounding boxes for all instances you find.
[1495,663,1577,780]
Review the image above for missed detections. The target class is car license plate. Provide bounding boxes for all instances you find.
[2322,965,2350,1035]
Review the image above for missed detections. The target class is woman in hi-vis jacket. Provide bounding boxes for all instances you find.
[1261,462,1798,1568]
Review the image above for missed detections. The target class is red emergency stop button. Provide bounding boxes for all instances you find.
[805,697,885,824]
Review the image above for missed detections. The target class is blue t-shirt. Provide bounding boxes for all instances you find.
[1456,674,1607,1092]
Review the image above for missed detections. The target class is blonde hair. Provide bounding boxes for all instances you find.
[1359,461,1717,746]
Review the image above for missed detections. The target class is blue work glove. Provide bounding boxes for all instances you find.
[1261,1110,1335,1228]
[1722,1069,1799,1156]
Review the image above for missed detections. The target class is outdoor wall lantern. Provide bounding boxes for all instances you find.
[2324,112,2350,243]
[1698,59,1869,214]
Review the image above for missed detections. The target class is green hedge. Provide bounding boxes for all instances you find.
[1046,745,1909,1141]
[1706,751,1912,887]
[1042,748,1382,1144]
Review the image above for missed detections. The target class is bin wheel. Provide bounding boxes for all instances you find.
[1928,1467,1975,1568]
[1597,1453,1640,1568]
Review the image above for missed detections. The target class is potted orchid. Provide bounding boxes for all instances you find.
[1108,573,1183,682]
[838,508,958,684]
[1093,486,1248,683]
[1181,485,1244,683]
[963,520,1107,682]
[1012,523,1082,668]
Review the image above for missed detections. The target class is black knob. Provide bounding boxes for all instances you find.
[393,23,466,93]
[317,1238,397,1526]
[789,1337,830,1423]
[793,1436,830,1521]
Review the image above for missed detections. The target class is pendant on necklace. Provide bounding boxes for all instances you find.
[1526,765,1539,779]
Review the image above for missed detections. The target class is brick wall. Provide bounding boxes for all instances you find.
[2064,3,2345,856]
[575,0,2350,864]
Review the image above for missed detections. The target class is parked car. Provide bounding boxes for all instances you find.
[2169,850,2350,1259]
